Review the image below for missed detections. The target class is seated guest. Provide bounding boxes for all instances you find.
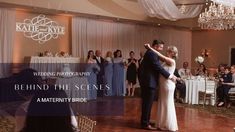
[195,64,207,76]
[218,65,235,108]
[174,69,186,103]
[178,61,191,78]
[215,64,226,78]
[20,88,78,132]
[217,66,233,107]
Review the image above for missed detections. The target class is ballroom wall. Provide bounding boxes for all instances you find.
[12,9,192,69]
[192,30,235,68]
[72,17,192,67]
[13,11,71,63]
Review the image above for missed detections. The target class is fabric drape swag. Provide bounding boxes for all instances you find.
[138,0,203,21]
[212,0,235,7]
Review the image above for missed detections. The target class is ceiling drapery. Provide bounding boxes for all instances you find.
[138,0,203,21]
[212,0,235,7]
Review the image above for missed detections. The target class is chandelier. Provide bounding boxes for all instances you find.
[198,2,235,30]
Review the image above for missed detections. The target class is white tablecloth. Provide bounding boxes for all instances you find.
[185,79,216,105]
[29,56,80,72]
[56,76,90,100]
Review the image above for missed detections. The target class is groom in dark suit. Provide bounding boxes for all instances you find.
[139,40,176,130]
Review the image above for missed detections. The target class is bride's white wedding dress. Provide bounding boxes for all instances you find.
[156,59,178,131]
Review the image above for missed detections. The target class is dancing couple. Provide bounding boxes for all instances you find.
[139,40,179,131]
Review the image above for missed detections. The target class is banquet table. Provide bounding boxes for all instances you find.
[55,76,90,100]
[184,78,216,105]
[29,56,80,73]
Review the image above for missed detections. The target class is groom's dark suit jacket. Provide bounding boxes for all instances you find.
[139,49,170,89]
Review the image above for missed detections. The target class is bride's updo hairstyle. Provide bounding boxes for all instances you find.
[167,46,178,60]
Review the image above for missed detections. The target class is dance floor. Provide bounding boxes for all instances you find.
[94,98,235,132]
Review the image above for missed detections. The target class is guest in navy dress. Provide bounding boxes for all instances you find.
[112,50,125,96]
[104,51,113,96]
[126,51,138,96]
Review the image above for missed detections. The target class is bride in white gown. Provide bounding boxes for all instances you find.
[145,44,179,131]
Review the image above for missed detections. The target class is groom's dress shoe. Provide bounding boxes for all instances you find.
[142,125,157,130]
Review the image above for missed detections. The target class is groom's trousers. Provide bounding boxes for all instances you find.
[141,86,156,127]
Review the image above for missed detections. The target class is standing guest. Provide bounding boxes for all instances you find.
[217,66,233,107]
[126,51,138,96]
[138,51,145,66]
[104,51,113,96]
[94,50,106,97]
[178,61,191,78]
[112,50,125,96]
[138,51,145,97]
[87,50,96,63]
[195,64,207,76]
[86,50,100,100]
[220,65,235,108]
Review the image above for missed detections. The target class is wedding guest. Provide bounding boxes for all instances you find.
[220,65,235,108]
[215,64,226,78]
[195,64,207,76]
[87,50,96,63]
[217,66,233,107]
[137,51,145,91]
[112,50,125,96]
[15,68,43,132]
[138,51,145,66]
[178,61,191,78]
[174,69,186,103]
[86,50,100,100]
[94,50,106,97]
[104,51,113,96]
[20,88,78,132]
[126,51,138,96]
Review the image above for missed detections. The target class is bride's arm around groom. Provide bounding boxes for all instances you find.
[144,44,175,66]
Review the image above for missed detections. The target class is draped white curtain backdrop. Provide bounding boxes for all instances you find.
[0,8,15,77]
[72,17,192,68]
[212,0,235,7]
[138,0,203,21]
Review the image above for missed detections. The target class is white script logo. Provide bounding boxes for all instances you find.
[16,14,65,44]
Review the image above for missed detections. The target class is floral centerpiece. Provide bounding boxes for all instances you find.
[195,56,204,64]
[55,51,70,57]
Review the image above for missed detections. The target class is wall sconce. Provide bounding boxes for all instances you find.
[201,49,210,57]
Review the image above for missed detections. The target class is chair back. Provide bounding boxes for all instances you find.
[0,116,14,132]
[229,87,235,101]
[77,115,96,132]
[201,79,217,106]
